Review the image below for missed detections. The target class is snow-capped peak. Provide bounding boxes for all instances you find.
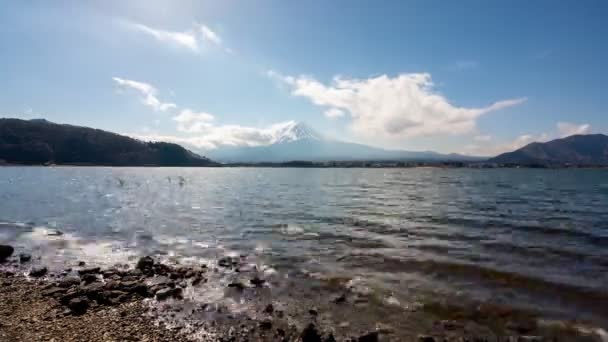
[268,121,322,144]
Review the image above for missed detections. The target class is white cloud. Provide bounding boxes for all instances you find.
[129,121,303,150]
[324,108,345,119]
[113,77,176,112]
[465,121,592,156]
[269,71,526,141]
[129,23,198,51]
[464,133,550,156]
[126,21,227,52]
[173,109,215,133]
[556,121,591,137]
[198,24,222,45]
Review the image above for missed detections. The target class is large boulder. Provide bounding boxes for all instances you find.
[0,245,14,262]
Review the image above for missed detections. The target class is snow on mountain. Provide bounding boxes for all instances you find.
[205,121,484,163]
[267,121,322,144]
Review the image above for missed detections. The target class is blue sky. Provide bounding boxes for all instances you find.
[1,0,606,155]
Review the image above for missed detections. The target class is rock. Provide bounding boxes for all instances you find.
[155,287,173,301]
[333,293,347,304]
[0,245,14,262]
[417,335,436,342]
[136,256,155,275]
[30,266,48,277]
[517,336,544,342]
[228,282,245,291]
[218,256,236,268]
[58,277,81,288]
[131,283,151,297]
[137,256,154,269]
[68,297,89,315]
[77,261,86,266]
[358,332,379,342]
[259,320,272,330]
[81,273,98,284]
[264,304,274,314]
[325,334,337,342]
[438,320,461,331]
[19,253,32,263]
[172,287,183,300]
[250,276,266,287]
[507,319,537,334]
[155,287,181,301]
[41,287,67,297]
[301,323,322,342]
[308,308,318,316]
[78,267,101,275]
[192,275,204,286]
[59,289,80,305]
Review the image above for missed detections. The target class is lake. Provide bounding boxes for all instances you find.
[1,167,607,336]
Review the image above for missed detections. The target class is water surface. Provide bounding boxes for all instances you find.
[1,167,607,332]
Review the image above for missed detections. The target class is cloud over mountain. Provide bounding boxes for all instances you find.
[269,71,526,141]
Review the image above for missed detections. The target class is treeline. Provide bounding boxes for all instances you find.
[0,118,217,166]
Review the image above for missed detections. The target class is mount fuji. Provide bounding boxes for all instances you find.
[206,121,483,163]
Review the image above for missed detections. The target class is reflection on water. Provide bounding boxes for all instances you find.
[1,167,608,329]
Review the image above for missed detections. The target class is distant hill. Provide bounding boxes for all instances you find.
[490,134,608,166]
[0,118,217,166]
[207,121,484,163]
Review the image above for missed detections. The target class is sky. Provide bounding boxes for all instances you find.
[1,0,607,155]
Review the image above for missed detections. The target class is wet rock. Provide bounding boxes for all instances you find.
[301,323,322,342]
[136,256,155,274]
[30,266,48,277]
[417,335,436,342]
[0,245,14,262]
[59,289,81,305]
[154,286,182,301]
[264,304,274,314]
[58,277,81,288]
[333,294,347,304]
[155,287,173,301]
[325,334,337,342]
[81,283,105,301]
[78,267,100,275]
[259,320,272,330]
[77,261,86,266]
[192,275,204,286]
[19,253,32,263]
[81,273,98,284]
[358,331,379,342]
[172,287,184,300]
[228,282,245,291]
[308,308,318,316]
[250,276,266,287]
[68,297,89,315]
[218,257,235,268]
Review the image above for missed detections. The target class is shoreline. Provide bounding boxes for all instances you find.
[1,247,606,341]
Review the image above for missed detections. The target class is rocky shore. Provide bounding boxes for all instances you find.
[0,244,605,341]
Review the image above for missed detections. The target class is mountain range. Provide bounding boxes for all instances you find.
[206,121,483,163]
[2,118,607,167]
[490,133,608,166]
[0,118,216,166]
